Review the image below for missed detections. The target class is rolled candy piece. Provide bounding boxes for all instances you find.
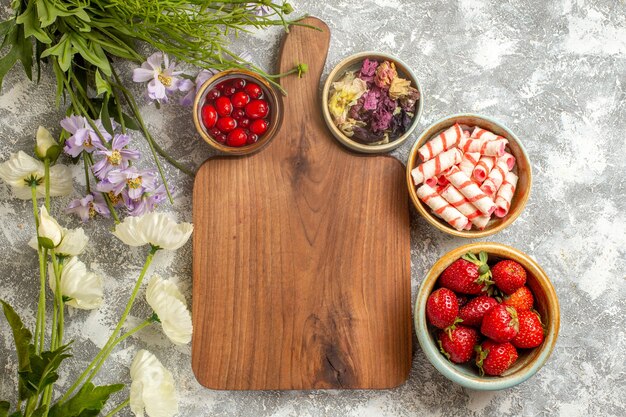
[459,136,508,157]
[458,152,480,177]
[480,157,510,196]
[418,123,464,161]
[500,151,516,170]
[473,155,496,183]
[471,127,506,141]
[425,177,438,187]
[416,184,469,231]
[495,171,519,218]
[440,184,491,230]
[445,166,496,215]
[411,148,462,185]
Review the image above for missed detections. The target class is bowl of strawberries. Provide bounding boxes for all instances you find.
[414,242,559,390]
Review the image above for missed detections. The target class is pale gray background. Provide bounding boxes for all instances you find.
[1,0,625,416]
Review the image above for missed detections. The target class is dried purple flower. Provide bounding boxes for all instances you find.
[359,59,379,82]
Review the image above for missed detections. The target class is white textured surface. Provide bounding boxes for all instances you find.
[1,0,626,416]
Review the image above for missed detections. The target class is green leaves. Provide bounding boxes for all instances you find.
[0,22,33,89]
[1,301,33,375]
[19,344,72,401]
[16,1,52,44]
[48,383,124,417]
[0,401,9,417]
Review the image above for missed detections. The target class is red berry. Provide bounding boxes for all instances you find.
[492,260,527,294]
[216,81,227,90]
[231,91,250,108]
[246,133,259,145]
[512,310,544,349]
[475,340,518,376]
[459,296,499,327]
[250,119,268,135]
[439,252,492,295]
[239,118,251,128]
[215,134,227,144]
[481,304,519,343]
[209,127,221,138]
[456,294,470,308]
[244,82,263,99]
[245,99,269,119]
[223,86,237,96]
[201,105,217,129]
[503,286,534,312]
[426,288,459,329]
[206,88,221,100]
[216,117,237,133]
[215,97,233,117]
[226,128,248,147]
[232,78,246,89]
[438,325,479,364]
[232,109,245,120]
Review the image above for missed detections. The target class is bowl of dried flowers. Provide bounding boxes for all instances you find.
[322,52,423,153]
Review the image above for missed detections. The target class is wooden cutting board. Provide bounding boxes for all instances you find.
[192,17,411,390]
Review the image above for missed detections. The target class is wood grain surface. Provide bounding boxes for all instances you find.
[192,16,412,390]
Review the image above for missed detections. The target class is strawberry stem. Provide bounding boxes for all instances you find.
[462,251,494,291]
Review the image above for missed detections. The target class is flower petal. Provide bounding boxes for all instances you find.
[130,350,178,417]
[146,276,192,345]
[133,68,157,83]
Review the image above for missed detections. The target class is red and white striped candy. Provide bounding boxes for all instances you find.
[480,157,510,196]
[411,148,462,185]
[495,171,518,218]
[473,156,496,183]
[445,166,496,215]
[471,127,505,141]
[440,184,492,230]
[458,152,480,177]
[416,184,469,231]
[459,136,508,157]
[418,123,464,162]
[500,152,516,170]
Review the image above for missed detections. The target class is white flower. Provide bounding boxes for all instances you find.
[146,275,192,345]
[130,350,178,417]
[38,206,63,248]
[35,126,60,161]
[0,151,72,200]
[49,256,103,309]
[29,227,88,256]
[56,227,89,256]
[112,212,193,250]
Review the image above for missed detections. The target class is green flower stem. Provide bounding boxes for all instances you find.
[60,246,159,403]
[31,184,47,354]
[83,156,91,194]
[43,158,50,212]
[50,253,64,347]
[104,398,130,417]
[84,318,153,386]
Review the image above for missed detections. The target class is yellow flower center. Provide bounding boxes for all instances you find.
[108,150,122,166]
[127,177,143,189]
[158,73,172,87]
[108,191,122,206]
[88,202,96,218]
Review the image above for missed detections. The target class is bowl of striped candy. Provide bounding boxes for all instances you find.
[406,114,531,238]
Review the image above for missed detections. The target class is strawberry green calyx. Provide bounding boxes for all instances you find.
[505,306,520,333]
[461,251,494,290]
[438,339,451,361]
[444,317,463,339]
[474,344,489,376]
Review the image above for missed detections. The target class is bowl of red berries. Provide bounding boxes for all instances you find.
[415,242,560,390]
[193,69,283,155]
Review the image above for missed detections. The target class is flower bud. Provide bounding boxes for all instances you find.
[282,2,294,14]
[35,126,61,162]
[38,206,63,249]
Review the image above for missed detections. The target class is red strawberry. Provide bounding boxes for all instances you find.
[459,296,499,327]
[456,294,470,307]
[512,310,544,348]
[438,325,479,364]
[426,288,459,329]
[475,340,519,376]
[503,286,534,312]
[439,251,493,295]
[492,260,527,294]
[481,305,519,342]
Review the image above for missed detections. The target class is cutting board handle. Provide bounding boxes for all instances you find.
[266,17,333,156]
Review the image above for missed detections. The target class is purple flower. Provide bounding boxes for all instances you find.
[180,69,218,106]
[98,167,157,199]
[132,52,187,103]
[124,184,167,216]
[60,115,112,157]
[66,193,111,222]
[362,87,382,111]
[92,134,141,179]
[370,95,397,132]
[360,59,379,82]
